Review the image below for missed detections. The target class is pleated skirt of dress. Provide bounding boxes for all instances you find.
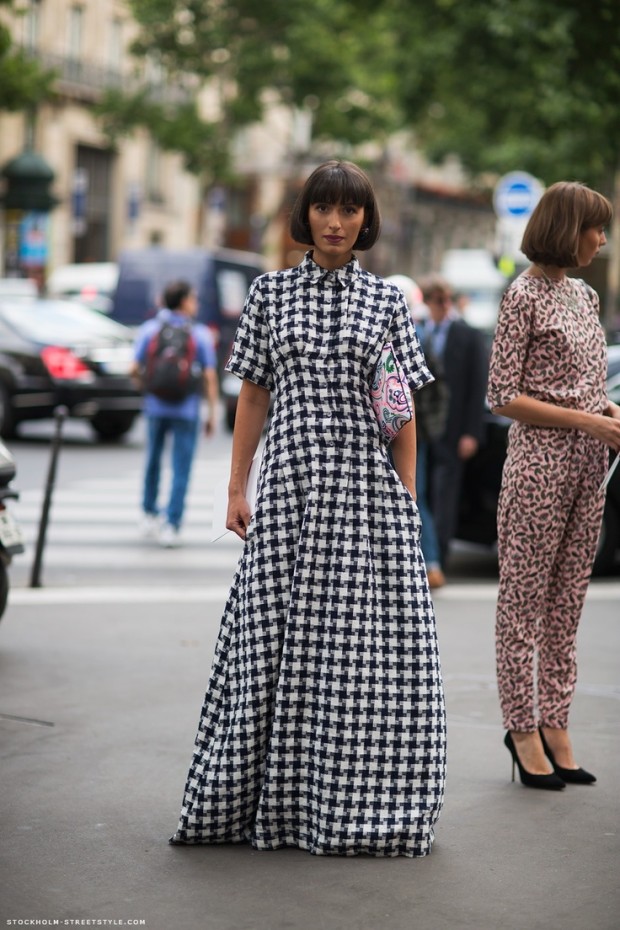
[171,437,446,857]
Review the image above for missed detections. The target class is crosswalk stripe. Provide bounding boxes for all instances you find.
[8,582,619,606]
[15,542,243,568]
[8,586,234,605]
[17,485,225,503]
[14,504,218,523]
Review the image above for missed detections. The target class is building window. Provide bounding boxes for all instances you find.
[23,0,41,51]
[68,6,84,59]
[109,18,123,72]
[146,143,163,203]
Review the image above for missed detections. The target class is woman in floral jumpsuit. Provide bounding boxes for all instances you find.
[487,182,620,790]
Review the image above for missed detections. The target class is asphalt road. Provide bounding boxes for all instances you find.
[1,414,618,930]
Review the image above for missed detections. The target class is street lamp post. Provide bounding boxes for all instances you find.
[0,148,59,288]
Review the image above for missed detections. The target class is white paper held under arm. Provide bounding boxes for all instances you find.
[600,451,620,493]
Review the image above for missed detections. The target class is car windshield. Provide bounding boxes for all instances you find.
[0,299,132,343]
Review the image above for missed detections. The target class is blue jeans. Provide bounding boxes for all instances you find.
[416,440,442,568]
[142,416,199,529]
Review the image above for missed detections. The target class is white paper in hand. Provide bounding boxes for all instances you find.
[600,451,620,493]
[211,450,262,542]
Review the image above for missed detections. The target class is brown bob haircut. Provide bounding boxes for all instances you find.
[289,160,381,251]
[521,181,613,268]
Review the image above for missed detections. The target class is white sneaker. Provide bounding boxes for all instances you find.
[140,513,160,539]
[159,523,181,548]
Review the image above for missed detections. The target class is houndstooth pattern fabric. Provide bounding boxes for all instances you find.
[171,253,446,857]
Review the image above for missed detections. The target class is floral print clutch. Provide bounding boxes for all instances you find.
[371,342,413,442]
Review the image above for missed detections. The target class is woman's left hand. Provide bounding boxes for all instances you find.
[607,400,620,422]
[587,409,620,452]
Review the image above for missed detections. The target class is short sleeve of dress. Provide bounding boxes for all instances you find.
[225,277,274,391]
[487,282,533,409]
[386,291,434,395]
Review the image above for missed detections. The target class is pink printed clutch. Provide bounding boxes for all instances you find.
[370,343,413,442]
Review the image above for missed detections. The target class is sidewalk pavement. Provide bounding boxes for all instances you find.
[1,582,619,930]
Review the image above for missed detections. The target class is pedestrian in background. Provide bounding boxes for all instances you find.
[413,332,449,589]
[487,181,620,789]
[132,279,218,548]
[387,275,448,589]
[418,275,488,570]
[170,160,446,857]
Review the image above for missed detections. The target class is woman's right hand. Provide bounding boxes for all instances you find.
[226,490,252,540]
[584,412,620,452]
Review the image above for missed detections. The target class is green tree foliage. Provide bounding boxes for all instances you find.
[98,0,619,191]
[0,0,54,112]
[382,0,620,192]
[97,0,401,177]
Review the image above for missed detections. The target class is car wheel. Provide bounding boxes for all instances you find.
[0,383,16,439]
[90,412,137,442]
[593,502,619,576]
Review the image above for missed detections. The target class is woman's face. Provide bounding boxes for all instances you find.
[577,225,607,266]
[307,201,365,269]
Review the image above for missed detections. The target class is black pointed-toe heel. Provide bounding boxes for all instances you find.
[504,731,566,790]
[538,728,597,784]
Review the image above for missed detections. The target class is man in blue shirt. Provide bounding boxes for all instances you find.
[132,280,218,547]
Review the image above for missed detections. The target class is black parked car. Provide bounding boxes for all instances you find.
[0,298,142,441]
[457,344,620,575]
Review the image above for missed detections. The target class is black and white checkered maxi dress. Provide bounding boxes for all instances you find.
[172,253,446,857]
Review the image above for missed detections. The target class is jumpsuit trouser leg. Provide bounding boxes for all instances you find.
[495,427,607,733]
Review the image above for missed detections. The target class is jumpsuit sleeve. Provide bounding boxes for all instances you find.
[386,291,434,396]
[225,277,274,391]
[487,284,534,409]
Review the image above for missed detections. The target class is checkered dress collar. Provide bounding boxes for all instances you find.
[298,250,360,288]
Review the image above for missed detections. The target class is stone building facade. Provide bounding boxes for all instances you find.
[0,0,499,283]
[0,0,202,276]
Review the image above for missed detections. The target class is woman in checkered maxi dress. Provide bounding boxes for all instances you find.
[170,161,446,857]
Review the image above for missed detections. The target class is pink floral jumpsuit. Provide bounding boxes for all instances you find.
[487,274,608,732]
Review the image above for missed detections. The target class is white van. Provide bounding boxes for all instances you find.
[47,262,118,314]
[440,249,507,332]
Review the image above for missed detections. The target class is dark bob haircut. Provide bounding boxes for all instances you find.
[521,181,613,268]
[289,160,381,251]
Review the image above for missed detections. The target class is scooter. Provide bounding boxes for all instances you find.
[0,438,25,620]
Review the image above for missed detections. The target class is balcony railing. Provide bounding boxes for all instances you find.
[21,47,192,106]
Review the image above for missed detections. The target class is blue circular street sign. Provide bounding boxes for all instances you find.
[493,171,543,219]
